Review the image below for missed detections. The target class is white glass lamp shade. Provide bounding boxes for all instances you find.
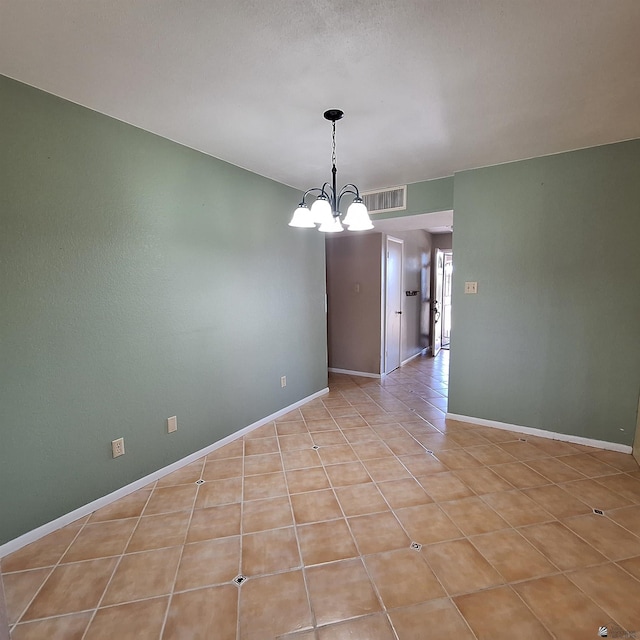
[310,196,333,225]
[343,200,373,231]
[288,204,316,228]
[318,215,344,233]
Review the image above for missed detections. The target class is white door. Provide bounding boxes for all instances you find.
[432,249,444,357]
[385,238,403,373]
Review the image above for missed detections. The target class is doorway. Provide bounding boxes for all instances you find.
[385,237,403,374]
[431,248,453,356]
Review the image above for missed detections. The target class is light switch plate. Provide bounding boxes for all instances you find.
[464,281,478,294]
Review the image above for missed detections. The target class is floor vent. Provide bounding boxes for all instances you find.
[362,185,407,214]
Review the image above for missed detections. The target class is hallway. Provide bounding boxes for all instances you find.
[2,352,640,639]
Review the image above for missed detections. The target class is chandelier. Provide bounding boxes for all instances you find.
[288,109,373,232]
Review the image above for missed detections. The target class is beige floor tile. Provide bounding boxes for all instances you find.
[84,597,168,639]
[465,444,517,465]
[307,558,381,626]
[88,490,152,523]
[562,513,640,560]
[239,570,312,640]
[318,444,359,465]
[156,461,204,487]
[194,477,242,508]
[306,419,339,432]
[350,441,394,460]
[469,528,556,582]
[2,567,52,624]
[519,521,606,570]
[202,456,243,480]
[435,449,484,470]
[312,430,348,446]
[276,420,309,435]
[455,586,552,639]
[174,536,240,591]
[242,526,301,575]
[376,478,433,509]
[244,423,277,439]
[286,467,331,494]
[245,436,280,456]
[419,472,475,502]
[567,563,640,631]
[497,441,549,461]
[560,478,632,510]
[279,433,314,452]
[207,438,244,457]
[334,415,368,429]
[523,484,592,519]
[423,539,503,595]
[524,457,586,483]
[186,503,241,543]
[617,555,640,581]
[608,504,640,532]
[453,467,514,494]
[514,574,611,640]
[143,484,198,516]
[126,511,191,553]
[447,431,490,448]
[297,519,358,566]
[588,450,640,473]
[244,453,283,476]
[342,427,382,444]
[100,546,181,605]
[334,483,389,517]
[317,613,395,639]
[395,503,462,545]
[365,548,444,608]
[481,490,554,527]
[385,436,427,456]
[399,453,448,476]
[244,471,288,500]
[440,496,510,536]
[10,612,92,640]
[523,438,580,457]
[348,512,410,555]
[362,457,411,482]
[242,495,293,533]
[596,474,640,503]
[22,557,117,620]
[291,489,343,524]
[61,518,138,563]
[164,585,237,640]
[389,598,476,640]
[282,449,322,470]
[324,461,372,487]
[490,462,550,489]
[559,454,619,478]
[278,410,304,423]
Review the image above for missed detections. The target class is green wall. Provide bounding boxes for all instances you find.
[0,76,328,545]
[449,140,640,446]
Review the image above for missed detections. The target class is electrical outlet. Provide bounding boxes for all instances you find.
[464,281,478,294]
[281,376,287,388]
[167,416,178,433]
[111,437,125,458]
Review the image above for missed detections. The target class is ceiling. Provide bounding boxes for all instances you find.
[1,1,639,211]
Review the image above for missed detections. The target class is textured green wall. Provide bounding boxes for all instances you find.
[0,76,328,544]
[449,140,640,446]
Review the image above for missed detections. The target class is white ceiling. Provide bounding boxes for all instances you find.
[1,0,639,201]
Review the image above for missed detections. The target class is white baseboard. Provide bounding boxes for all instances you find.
[328,367,382,379]
[446,412,633,454]
[0,387,329,559]
[401,348,428,367]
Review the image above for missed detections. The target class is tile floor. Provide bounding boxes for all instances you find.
[2,351,640,639]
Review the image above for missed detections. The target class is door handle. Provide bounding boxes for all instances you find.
[395,311,402,315]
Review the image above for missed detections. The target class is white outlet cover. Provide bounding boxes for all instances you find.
[281,376,287,388]
[167,416,178,433]
[111,437,125,458]
[464,281,478,294]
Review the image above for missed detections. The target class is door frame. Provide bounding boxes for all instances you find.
[384,236,404,374]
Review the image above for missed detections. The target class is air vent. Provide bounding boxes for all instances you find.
[362,185,407,214]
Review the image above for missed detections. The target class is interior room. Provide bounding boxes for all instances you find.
[1,1,640,638]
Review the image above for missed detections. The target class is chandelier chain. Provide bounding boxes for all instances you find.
[331,121,337,168]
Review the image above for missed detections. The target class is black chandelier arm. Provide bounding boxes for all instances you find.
[300,186,329,205]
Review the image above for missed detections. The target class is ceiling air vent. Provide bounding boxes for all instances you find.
[361,185,407,214]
